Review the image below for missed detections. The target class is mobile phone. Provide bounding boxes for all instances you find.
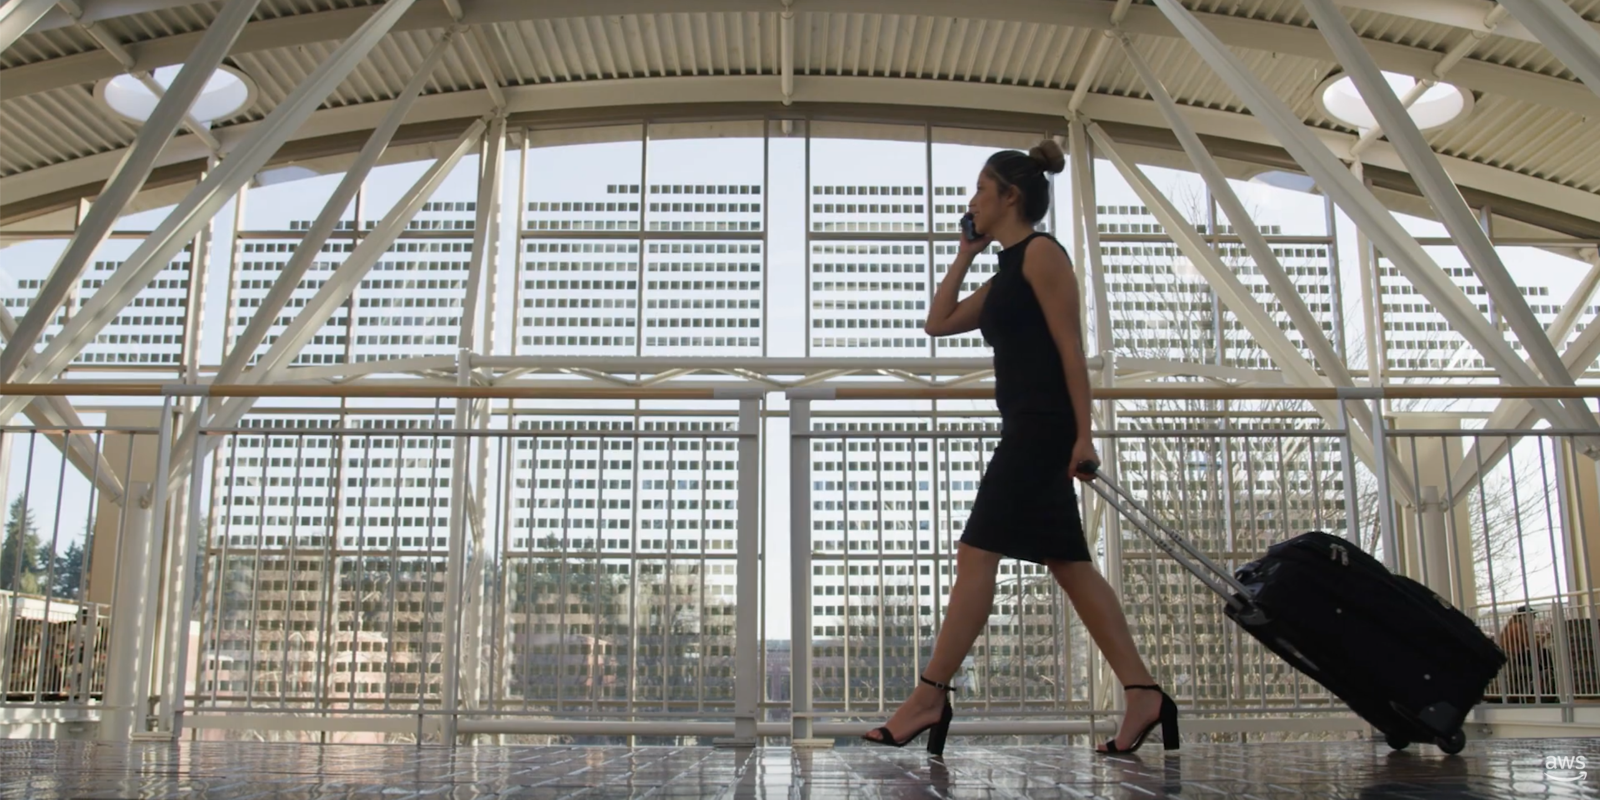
[960,212,981,242]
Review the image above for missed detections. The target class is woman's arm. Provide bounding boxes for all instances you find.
[924,250,992,337]
[1021,237,1094,446]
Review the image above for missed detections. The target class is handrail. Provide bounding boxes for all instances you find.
[0,383,761,400]
[8,382,1600,401]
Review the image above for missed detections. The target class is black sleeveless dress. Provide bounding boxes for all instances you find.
[958,231,1091,564]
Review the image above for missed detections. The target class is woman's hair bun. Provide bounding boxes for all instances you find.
[1028,139,1067,175]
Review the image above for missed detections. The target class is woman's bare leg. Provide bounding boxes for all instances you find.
[863,543,1003,742]
[1047,559,1163,751]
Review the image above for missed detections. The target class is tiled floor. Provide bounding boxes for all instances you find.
[1,738,1596,799]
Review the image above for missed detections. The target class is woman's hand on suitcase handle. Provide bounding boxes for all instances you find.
[1071,441,1100,482]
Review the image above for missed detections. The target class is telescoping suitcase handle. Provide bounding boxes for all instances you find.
[1078,461,1264,622]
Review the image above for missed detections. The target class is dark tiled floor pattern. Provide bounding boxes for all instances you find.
[1,738,1597,799]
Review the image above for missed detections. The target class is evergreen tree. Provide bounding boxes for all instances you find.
[1,496,42,594]
[51,541,85,599]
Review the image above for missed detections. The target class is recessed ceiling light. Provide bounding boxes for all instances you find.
[96,65,255,126]
[1315,71,1472,132]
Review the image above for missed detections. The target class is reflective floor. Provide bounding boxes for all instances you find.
[2,737,1597,799]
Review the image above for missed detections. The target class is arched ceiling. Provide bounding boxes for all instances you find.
[3,0,1598,236]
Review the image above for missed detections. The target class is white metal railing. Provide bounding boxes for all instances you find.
[2,382,1599,743]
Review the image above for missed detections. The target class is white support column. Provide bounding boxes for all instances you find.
[1496,0,1600,100]
[0,0,421,426]
[173,119,487,483]
[441,351,473,743]
[133,398,178,738]
[212,30,456,388]
[99,481,155,741]
[787,393,818,745]
[1148,0,1588,442]
[1303,0,1600,442]
[157,397,210,735]
[1418,485,1453,599]
[0,0,259,385]
[720,392,763,747]
[0,0,59,54]
[1087,121,1416,505]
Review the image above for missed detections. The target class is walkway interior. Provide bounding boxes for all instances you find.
[3,738,1596,799]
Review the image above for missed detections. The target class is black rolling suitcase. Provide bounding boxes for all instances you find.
[1083,464,1506,754]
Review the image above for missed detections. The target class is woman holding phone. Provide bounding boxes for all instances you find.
[861,140,1177,756]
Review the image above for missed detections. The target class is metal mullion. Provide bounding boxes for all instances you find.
[1507,438,1543,699]
[804,127,812,357]
[426,415,452,712]
[665,434,677,713]
[557,436,572,714]
[33,426,72,703]
[1244,437,1266,707]
[1309,433,1325,533]
[491,435,512,712]
[762,123,771,357]
[245,431,269,709]
[315,427,343,722]
[875,436,886,708]
[1474,438,1506,700]
[383,430,404,710]
[204,434,236,709]
[1273,435,1304,709]
[513,131,530,354]
[925,123,936,359]
[979,434,991,713]
[627,429,640,726]
[349,434,373,709]
[697,436,708,714]
[842,436,851,714]
[911,432,923,689]
[281,433,307,710]
[520,433,538,712]
[1537,436,1572,708]
[637,124,648,359]
[593,434,606,713]
[1,434,38,701]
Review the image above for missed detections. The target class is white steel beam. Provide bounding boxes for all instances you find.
[440,0,505,111]
[1448,248,1600,507]
[6,0,1596,120]
[459,114,505,352]
[0,0,57,52]
[178,119,487,481]
[1149,0,1591,443]
[780,1,793,105]
[53,0,223,154]
[1087,120,1415,505]
[214,31,455,388]
[0,0,258,384]
[1496,0,1600,100]
[1114,34,1398,477]
[1067,0,1133,114]
[1303,0,1600,440]
[0,0,420,427]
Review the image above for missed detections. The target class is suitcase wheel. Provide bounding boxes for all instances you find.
[1384,734,1409,751]
[1436,729,1466,756]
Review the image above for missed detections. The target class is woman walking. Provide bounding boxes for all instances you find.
[861,140,1177,756]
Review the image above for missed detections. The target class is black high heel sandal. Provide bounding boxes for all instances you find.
[1098,684,1180,754]
[862,675,956,756]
